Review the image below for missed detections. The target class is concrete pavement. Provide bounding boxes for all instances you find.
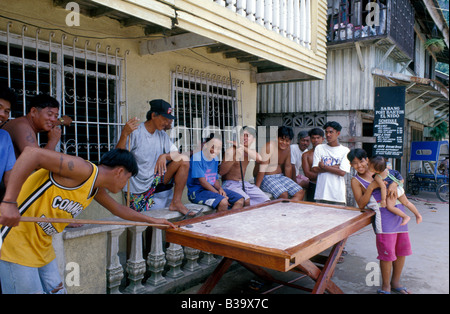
[179,190,449,294]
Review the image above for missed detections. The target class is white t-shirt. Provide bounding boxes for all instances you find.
[290,144,308,176]
[312,143,350,203]
[124,122,178,194]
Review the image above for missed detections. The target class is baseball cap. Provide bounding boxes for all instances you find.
[149,99,176,120]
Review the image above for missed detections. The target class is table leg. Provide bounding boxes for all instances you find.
[197,257,234,294]
[296,239,346,294]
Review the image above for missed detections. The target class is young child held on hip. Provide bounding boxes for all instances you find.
[368,156,422,226]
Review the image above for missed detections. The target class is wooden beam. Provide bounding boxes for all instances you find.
[354,42,365,72]
[91,0,174,29]
[376,44,396,68]
[405,91,430,106]
[255,70,315,84]
[140,33,217,55]
[407,97,439,117]
[89,6,115,18]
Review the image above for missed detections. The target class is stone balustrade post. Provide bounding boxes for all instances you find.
[106,228,125,294]
[124,226,147,293]
[146,228,167,286]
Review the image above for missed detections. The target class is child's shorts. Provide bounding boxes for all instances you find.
[376,232,412,261]
[188,188,244,209]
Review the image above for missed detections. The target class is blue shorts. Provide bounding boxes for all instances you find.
[188,188,244,209]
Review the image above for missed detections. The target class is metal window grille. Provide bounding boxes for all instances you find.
[0,22,127,163]
[171,66,243,157]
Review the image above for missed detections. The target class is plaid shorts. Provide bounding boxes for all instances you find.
[260,173,302,199]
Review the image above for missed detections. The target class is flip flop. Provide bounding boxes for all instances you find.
[391,287,410,294]
[174,209,194,222]
[377,289,391,294]
[192,207,205,218]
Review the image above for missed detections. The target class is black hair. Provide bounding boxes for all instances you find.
[347,148,368,163]
[241,126,257,138]
[99,148,139,177]
[29,94,59,112]
[323,121,342,132]
[146,110,159,121]
[0,87,18,108]
[368,155,386,173]
[297,130,309,140]
[308,127,324,137]
[278,126,294,140]
[203,133,222,144]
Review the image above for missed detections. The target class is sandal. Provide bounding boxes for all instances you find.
[377,289,391,294]
[392,287,411,294]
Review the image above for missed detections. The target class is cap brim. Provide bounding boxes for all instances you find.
[162,113,176,120]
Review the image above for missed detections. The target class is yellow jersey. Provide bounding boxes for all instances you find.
[0,163,98,267]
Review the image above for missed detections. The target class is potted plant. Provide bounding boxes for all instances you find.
[424,38,446,53]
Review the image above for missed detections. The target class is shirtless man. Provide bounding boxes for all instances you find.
[220,126,270,206]
[2,94,72,158]
[302,128,325,202]
[255,126,304,201]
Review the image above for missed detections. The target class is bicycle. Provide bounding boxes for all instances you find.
[436,161,448,203]
[436,182,449,202]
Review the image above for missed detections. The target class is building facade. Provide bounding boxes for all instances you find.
[257,0,449,204]
[0,0,329,293]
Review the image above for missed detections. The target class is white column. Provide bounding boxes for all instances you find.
[124,226,147,293]
[272,0,280,33]
[255,0,264,26]
[279,0,287,37]
[294,0,301,44]
[106,228,125,294]
[300,0,307,46]
[236,0,247,16]
[226,0,237,12]
[146,228,167,286]
[165,243,185,279]
[246,0,256,22]
[287,0,294,40]
[264,0,273,30]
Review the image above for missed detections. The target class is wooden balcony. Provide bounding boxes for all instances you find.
[326,0,415,60]
[55,0,328,83]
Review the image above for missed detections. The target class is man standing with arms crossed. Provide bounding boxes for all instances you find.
[312,121,350,206]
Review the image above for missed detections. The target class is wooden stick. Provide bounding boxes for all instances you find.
[126,135,131,207]
[13,216,169,229]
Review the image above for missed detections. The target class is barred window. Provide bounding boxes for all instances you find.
[0,23,127,163]
[171,67,243,157]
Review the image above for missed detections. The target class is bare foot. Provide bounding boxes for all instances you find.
[169,201,194,216]
[400,215,411,226]
[416,214,422,224]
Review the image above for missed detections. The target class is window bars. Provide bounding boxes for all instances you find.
[0,22,127,163]
[171,66,243,157]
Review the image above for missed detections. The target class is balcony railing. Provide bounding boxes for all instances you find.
[212,0,312,49]
[326,0,414,59]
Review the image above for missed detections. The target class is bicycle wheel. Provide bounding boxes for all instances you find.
[436,183,449,202]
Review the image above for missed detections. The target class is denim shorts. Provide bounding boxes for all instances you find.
[188,188,244,209]
[0,259,66,294]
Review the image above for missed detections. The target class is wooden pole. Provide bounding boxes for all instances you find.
[0,216,170,229]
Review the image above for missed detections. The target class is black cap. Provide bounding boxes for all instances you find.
[149,99,176,120]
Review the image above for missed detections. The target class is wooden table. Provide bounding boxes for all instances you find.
[166,199,374,294]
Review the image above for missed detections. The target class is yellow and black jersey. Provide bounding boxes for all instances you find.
[0,163,98,267]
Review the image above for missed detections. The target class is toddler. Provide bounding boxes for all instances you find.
[369,156,422,226]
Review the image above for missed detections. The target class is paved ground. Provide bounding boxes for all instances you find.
[180,190,449,294]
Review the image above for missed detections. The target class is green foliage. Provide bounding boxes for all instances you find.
[430,121,449,141]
